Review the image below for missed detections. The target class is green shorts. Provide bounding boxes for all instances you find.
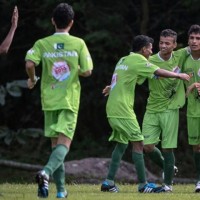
[187,117,200,145]
[142,109,179,148]
[108,118,143,144]
[44,109,78,139]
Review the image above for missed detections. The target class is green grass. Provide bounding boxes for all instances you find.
[0,183,200,200]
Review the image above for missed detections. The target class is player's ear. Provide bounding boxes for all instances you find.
[141,46,145,53]
[174,42,177,48]
[68,20,74,28]
[142,46,148,54]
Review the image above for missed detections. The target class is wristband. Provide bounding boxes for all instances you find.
[31,76,39,84]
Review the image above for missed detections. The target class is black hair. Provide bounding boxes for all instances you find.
[52,3,74,29]
[188,24,200,35]
[160,29,177,42]
[132,35,154,52]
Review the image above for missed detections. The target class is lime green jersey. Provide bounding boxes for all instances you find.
[183,55,200,117]
[146,48,189,113]
[25,33,93,112]
[106,53,159,119]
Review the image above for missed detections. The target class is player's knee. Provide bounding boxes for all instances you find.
[144,144,154,153]
[193,144,200,152]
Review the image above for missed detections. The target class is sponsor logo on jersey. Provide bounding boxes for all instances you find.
[52,61,70,81]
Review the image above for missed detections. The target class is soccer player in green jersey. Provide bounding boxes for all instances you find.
[0,6,18,54]
[25,3,93,198]
[182,24,200,192]
[101,35,190,193]
[142,29,190,192]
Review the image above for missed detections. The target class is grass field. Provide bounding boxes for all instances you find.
[0,183,200,200]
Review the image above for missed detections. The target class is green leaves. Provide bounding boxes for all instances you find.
[0,80,27,106]
[0,126,43,146]
[6,80,27,97]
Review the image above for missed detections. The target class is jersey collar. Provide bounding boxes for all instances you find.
[158,52,172,61]
[54,32,69,35]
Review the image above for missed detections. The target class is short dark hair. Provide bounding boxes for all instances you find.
[188,24,200,35]
[52,3,74,29]
[160,29,177,42]
[132,35,154,52]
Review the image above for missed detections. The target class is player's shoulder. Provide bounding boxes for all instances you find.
[172,47,190,57]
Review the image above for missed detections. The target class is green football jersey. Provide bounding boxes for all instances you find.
[146,48,189,113]
[106,53,159,119]
[183,55,200,117]
[25,33,93,112]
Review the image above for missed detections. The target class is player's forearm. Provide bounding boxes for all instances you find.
[26,61,39,89]
[26,61,36,82]
[155,69,178,78]
[155,69,190,81]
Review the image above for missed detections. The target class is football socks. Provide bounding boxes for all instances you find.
[107,143,128,180]
[162,151,175,185]
[44,144,69,176]
[132,151,146,184]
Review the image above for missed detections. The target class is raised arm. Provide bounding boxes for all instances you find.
[0,6,18,54]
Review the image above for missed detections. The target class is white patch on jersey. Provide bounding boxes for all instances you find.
[53,44,57,50]
[27,49,35,55]
[146,62,152,67]
[198,68,200,77]
[173,66,181,73]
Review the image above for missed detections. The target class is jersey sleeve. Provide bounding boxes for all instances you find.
[79,40,93,73]
[137,76,146,85]
[137,60,159,79]
[25,40,42,66]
